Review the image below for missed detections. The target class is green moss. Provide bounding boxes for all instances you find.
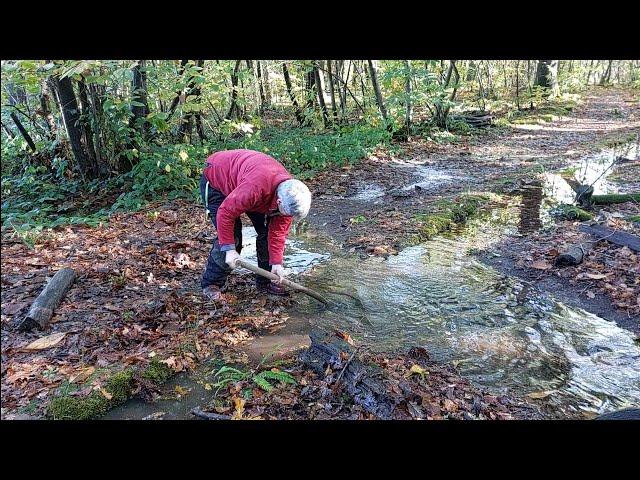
[626,215,640,223]
[141,358,173,384]
[47,368,135,420]
[553,204,594,221]
[592,193,640,205]
[414,194,489,241]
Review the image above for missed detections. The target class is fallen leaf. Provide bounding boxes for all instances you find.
[531,261,552,270]
[584,273,608,280]
[100,388,113,400]
[69,366,95,384]
[526,390,555,399]
[232,397,245,419]
[586,291,596,299]
[175,386,190,396]
[23,332,67,351]
[408,364,428,377]
[443,398,459,412]
[3,302,28,315]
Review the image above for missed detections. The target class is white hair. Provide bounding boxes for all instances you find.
[277,179,311,219]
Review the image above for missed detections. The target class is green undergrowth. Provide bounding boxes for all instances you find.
[551,204,594,221]
[2,123,392,237]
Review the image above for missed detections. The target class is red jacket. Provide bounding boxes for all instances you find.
[203,149,293,265]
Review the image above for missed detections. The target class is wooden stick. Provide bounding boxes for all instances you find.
[16,267,76,331]
[236,259,329,305]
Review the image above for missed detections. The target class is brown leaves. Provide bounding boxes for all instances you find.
[334,330,354,345]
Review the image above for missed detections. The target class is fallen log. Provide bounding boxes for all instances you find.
[300,328,406,418]
[16,267,76,331]
[591,193,640,205]
[555,240,596,267]
[578,224,640,252]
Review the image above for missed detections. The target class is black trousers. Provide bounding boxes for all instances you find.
[200,175,271,288]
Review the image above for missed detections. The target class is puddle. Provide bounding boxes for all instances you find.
[351,184,386,201]
[237,226,329,275]
[400,165,459,191]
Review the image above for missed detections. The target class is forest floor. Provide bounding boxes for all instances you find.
[1,86,638,420]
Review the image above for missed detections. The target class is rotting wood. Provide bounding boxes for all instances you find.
[16,268,76,331]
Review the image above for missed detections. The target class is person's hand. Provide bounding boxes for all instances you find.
[225,250,240,269]
[271,264,286,284]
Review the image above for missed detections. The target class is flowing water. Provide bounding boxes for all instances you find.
[106,144,640,419]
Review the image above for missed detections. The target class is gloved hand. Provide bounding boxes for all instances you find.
[271,264,286,284]
[225,250,240,269]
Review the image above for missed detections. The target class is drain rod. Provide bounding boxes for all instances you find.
[236,259,329,305]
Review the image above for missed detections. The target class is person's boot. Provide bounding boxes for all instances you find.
[202,284,223,301]
[257,281,289,297]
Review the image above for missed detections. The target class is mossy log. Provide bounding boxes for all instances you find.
[591,193,640,205]
[554,204,594,221]
[16,267,76,331]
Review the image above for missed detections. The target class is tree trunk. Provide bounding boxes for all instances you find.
[578,224,640,252]
[367,60,388,124]
[535,60,559,96]
[77,77,99,174]
[166,60,188,122]
[51,75,93,179]
[16,268,76,331]
[9,111,37,153]
[404,60,412,133]
[282,62,306,126]
[314,62,329,128]
[599,60,613,86]
[515,60,521,110]
[256,60,266,114]
[1,120,16,138]
[326,60,338,120]
[300,328,404,419]
[129,60,149,136]
[39,79,57,140]
[262,61,272,105]
[225,60,242,120]
[193,60,206,142]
